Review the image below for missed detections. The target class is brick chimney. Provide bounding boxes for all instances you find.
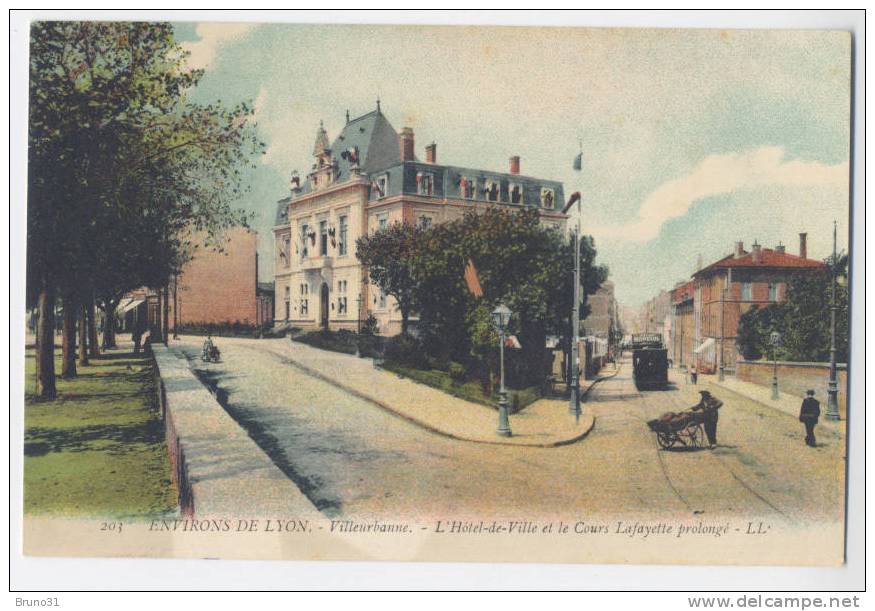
[799,232,808,259]
[734,241,745,258]
[400,127,415,161]
[425,142,437,164]
[509,155,520,175]
[775,242,785,254]
[751,240,762,264]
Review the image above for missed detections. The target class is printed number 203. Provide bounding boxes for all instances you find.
[100,522,123,534]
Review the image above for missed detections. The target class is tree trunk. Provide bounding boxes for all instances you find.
[78,304,89,366]
[162,284,170,346]
[400,305,409,336]
[87,295,100,359]
[172,278,178,339]
[36,286,57,399]
[101,299,117,349]
[61,296,77,379]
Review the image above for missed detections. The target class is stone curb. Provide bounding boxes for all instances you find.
[151,344,323,518]
[276,345,598,448]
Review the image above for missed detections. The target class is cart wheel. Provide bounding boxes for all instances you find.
[656,432,672,449]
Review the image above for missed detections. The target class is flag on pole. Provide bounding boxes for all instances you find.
[464,259,484,298]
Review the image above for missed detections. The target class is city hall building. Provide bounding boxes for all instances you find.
[273,103,568,335]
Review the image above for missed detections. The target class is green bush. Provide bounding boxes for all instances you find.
[384,334,427,368]
[360,314,380,336]
[293,329,357,355]
[448,361,466,383]
[357,333,384,358]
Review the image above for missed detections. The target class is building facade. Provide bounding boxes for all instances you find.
[173,227,259,327]
[582,279,619,339]
[691,235,824,373]
[273,104,568,335]
[669,280,695,368]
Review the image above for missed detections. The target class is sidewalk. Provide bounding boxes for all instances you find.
[704,374,845,431]
[152,344,323,519]
[249,337,597,448]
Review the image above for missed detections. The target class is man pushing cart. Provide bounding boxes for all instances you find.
[647,390,723,450]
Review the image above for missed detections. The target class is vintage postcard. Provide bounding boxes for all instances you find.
[19,18,854,568]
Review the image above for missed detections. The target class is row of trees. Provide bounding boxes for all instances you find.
[28,22,262,398]
[356,206,608,388]
[736,255,849,362]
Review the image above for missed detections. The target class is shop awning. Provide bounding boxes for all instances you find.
[694,337,715,354]
[118,298,144,313]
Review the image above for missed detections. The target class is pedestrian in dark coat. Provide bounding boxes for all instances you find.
[690,364,698,385]
[132,319,145,354]
[799,390,820,447]
[692,390,722,449]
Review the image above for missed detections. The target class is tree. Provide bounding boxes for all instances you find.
[27,22,262,395]
[410,206,607,385]
[356,222,422,335]
[735,256,848,363]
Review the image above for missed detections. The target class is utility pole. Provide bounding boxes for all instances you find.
[826,220,840,420]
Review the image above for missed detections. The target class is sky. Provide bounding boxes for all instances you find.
[173,22,851,307]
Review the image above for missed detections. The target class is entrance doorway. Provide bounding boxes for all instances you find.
[320,283,329,330]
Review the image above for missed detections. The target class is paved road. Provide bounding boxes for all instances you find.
[175,337,845,526]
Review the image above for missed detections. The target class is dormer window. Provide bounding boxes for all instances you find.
[372,174,388,199]
[540,188,555,209]
[459,176,475,199]
[510,183,523,204]
[485,180,500,202]
[416,172,434,196]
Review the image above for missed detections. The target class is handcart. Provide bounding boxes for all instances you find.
[647,410,707,450]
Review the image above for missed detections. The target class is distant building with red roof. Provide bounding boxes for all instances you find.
[684,233,825,372]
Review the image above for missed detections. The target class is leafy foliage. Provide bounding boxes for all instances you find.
[735,256,848,363]
[357,206,608,387]
[356,222,422,334]
[27,22,263,394]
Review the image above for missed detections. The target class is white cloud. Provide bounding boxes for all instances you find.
[589,146,849,242]
[181,23,256,71]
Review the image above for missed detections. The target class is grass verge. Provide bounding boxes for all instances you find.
[382,362,542,413]
[24,348,177,518]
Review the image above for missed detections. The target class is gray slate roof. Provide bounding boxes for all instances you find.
[275,109,565,224]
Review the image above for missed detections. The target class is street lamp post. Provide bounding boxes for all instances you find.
[770,331,781,400]
[491,303,512,437]
[355,293,363,357]
[566,145,585,421]
[826,220,841,420]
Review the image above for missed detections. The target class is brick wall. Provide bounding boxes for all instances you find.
[736,360,849,419]
[175,228,258,325]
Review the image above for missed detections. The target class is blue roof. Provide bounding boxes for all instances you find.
[278,108,565,216]
[368,161,565,211]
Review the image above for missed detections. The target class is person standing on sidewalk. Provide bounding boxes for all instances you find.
[799,390,821,447]
[690,364,698,385]
[692,390,722,449]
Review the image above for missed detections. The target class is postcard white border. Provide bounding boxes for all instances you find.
[7,8,866,592]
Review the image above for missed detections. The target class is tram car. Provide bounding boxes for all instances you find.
[631,334,669,390]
